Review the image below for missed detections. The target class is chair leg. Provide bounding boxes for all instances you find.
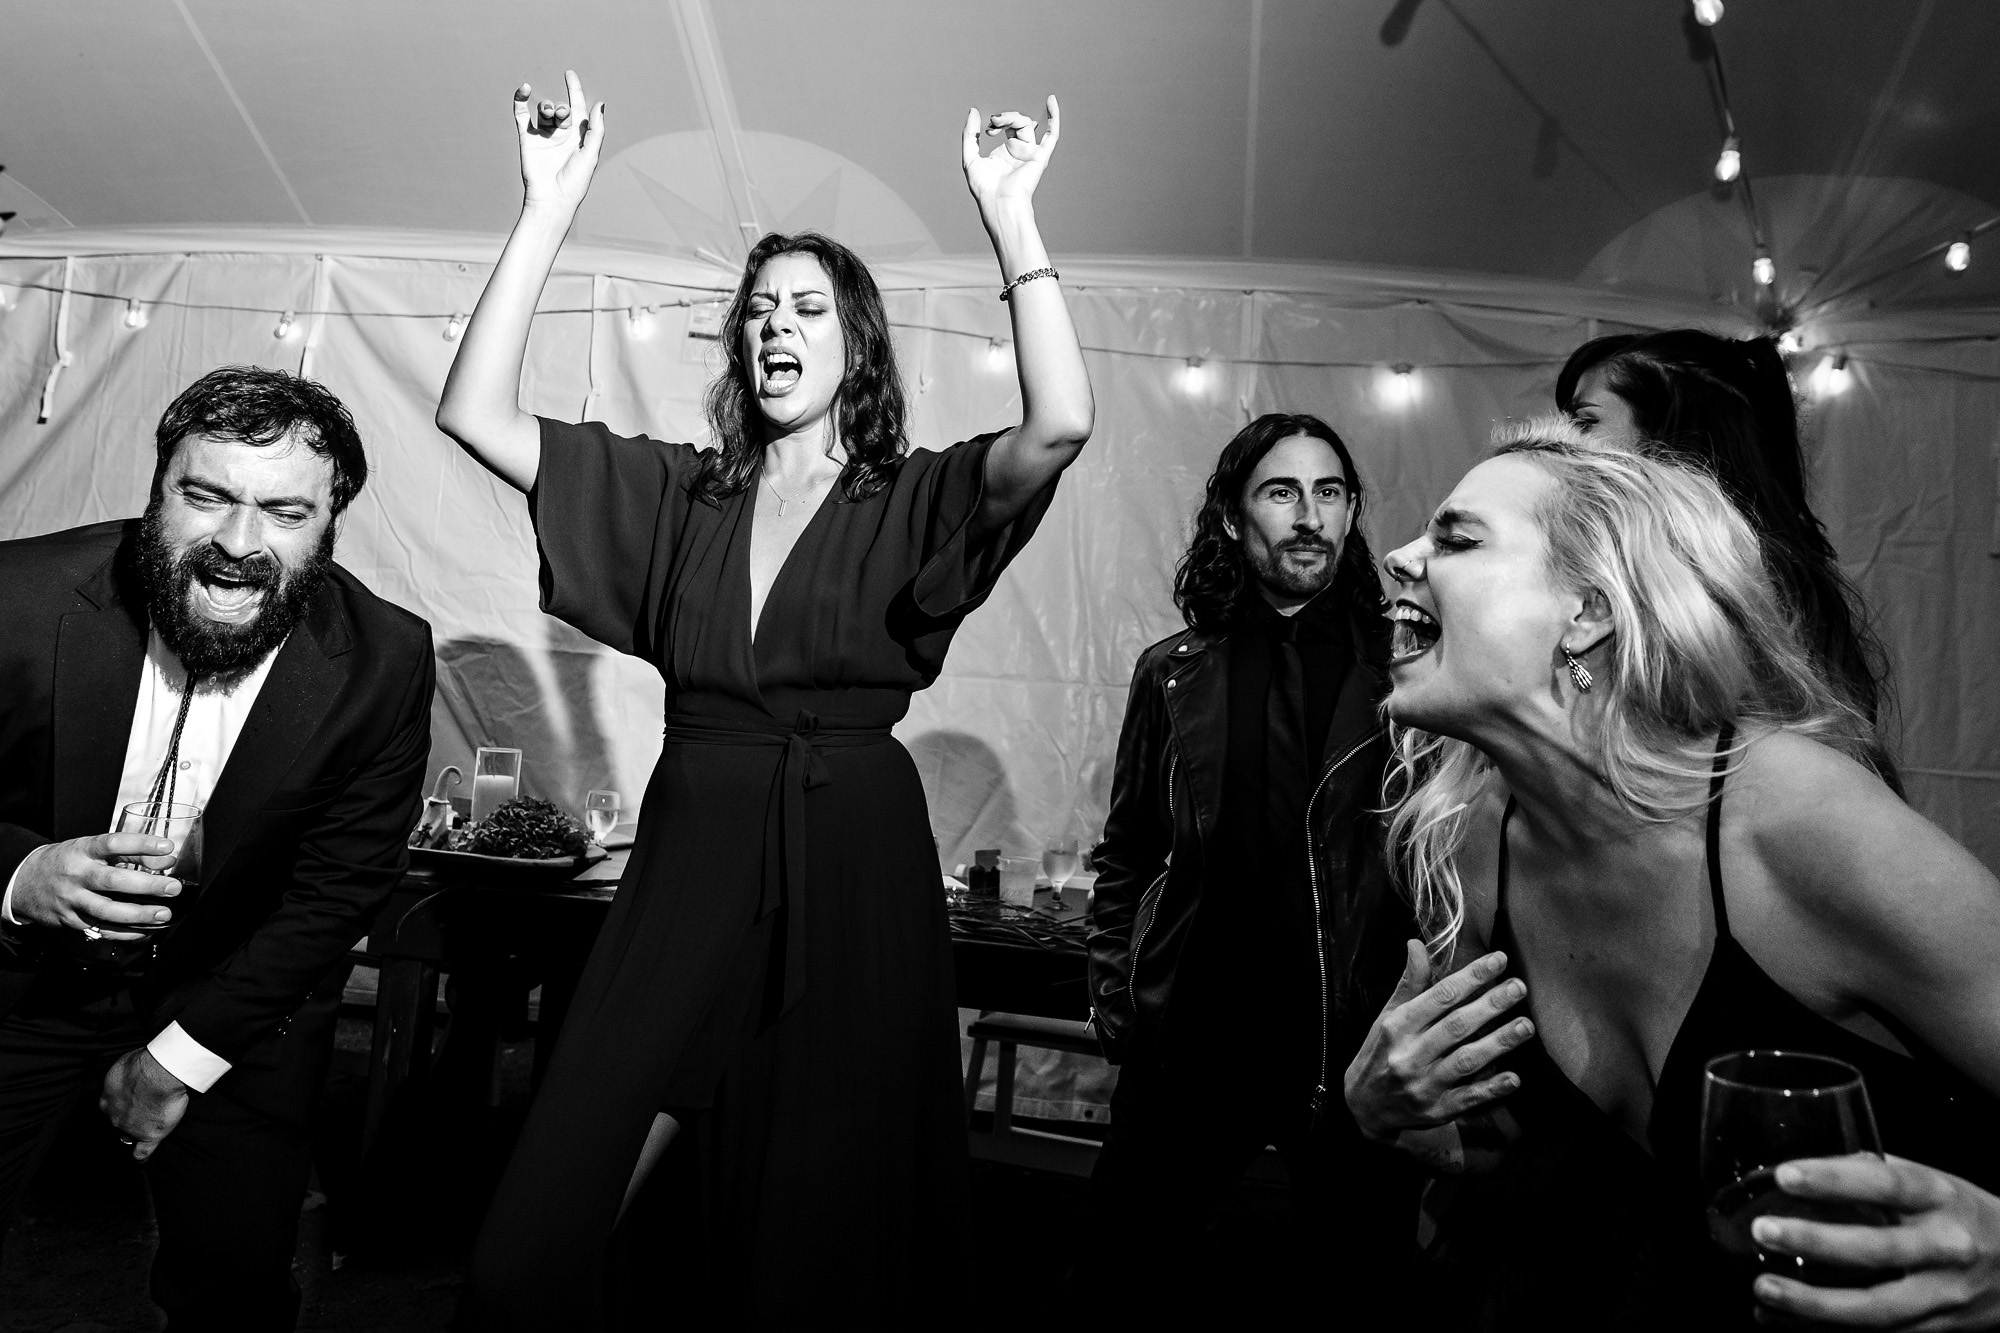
[964,1036,989,1121]
[994,1041,1017,1138]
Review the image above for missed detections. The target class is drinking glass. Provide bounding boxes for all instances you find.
[1041,837,1080,907]
[997,856,1038,909]
[585,790,621,844]
[1702,1050,1892,1310]
[80,800,202,967]
[471,747,522,823]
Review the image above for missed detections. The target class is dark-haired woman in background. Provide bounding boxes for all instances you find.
[435,73,1091,1326]
[1556,330,1899,790]
[1085,413,1417,1321]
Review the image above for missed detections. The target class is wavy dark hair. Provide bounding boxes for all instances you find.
[1556,329,1899,789]
[153,364,368,514]
[1173,412,1382,634]
[698,231,907,503]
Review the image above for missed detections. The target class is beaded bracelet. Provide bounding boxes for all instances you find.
[999,267,1060,302]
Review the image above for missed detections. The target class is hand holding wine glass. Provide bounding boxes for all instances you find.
[1745,1153,2000,1328]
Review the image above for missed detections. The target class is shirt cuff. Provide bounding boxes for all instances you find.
[2,845,50,926]
[147,1022,232,1093]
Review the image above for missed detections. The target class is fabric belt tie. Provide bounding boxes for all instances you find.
[660,710,892,1016]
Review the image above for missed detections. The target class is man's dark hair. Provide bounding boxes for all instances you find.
[1173,412,1382,634]
[699,231,908,504]
[153,365,369,514]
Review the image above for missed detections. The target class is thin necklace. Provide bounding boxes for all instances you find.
[761,471,829,519]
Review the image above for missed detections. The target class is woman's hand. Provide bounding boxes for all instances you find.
[514,69,606,212]
[1750,1155,2000,1328]
[1343,940,1535,1144]
[962,96,1060,219]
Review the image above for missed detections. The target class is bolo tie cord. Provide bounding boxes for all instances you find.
[144,671,204,813]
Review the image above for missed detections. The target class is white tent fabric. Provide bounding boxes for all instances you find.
[1,229,1994,878]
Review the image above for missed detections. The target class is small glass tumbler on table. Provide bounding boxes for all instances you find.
[472,747,522,823]
[585,790,621,844]
[1701,1049,1896,1321]
[79,799,202,968]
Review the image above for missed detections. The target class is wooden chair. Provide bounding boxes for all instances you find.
[962,1011,1107,1176]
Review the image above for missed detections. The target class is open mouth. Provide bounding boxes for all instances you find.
[189,573,268,624]
[1387,600,1440,665]
[760,350,802,393]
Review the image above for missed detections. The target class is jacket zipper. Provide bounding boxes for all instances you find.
[1125,751,1178,998]
[1303,730,1379,1128]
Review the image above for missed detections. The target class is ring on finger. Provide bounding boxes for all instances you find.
[80,923,104,941]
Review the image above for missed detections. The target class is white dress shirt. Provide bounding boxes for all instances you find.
[2,630,284,1092]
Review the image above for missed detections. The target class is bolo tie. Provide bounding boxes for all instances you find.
[144,670,205,814]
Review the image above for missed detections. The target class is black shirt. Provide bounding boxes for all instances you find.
[1166,588,1353,1079]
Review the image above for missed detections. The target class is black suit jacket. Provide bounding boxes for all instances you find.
[0,519,435,1123]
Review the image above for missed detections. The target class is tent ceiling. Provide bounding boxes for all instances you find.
[4,1,1998,304]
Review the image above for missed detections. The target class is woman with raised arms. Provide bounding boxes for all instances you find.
[1344,423,2000,1330]
[436,71,1091,1327]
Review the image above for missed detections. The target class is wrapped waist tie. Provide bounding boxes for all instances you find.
[660,711,893,1015]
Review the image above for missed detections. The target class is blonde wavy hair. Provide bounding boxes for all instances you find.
[1385,419,1874,960]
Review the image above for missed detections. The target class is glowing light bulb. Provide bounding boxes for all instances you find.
[1692,0,1724,25]
[1776,329,1804,356]
[123,300,149,330]
[1181,357,1208,396]
[1810,353,1851,398]
[1946,238,1971,273]
[1377,363,1420,410]
[627,305,656,340]
[1714,136,1741,183]
[444,313,467,342]
[1752,251,1775,286]
[273,310,297,341]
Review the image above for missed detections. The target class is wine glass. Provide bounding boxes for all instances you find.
[80,800,203,967]
[1702,1050,1893,1306]
[584,790,620,845]
[1041,837,1079,908]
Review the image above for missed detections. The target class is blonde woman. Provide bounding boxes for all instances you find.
[1343,424,2000,1330]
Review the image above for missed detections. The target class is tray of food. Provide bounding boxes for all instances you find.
[408,796,608,885]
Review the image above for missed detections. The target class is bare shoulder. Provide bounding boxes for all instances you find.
[1729,727,1998,939]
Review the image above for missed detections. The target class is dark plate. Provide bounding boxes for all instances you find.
[408,842,609,885]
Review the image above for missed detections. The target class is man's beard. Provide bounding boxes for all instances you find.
[135,501,335,678]
[1247,537,1340,601]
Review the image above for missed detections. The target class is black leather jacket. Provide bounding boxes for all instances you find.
[1087,606,1412,1115]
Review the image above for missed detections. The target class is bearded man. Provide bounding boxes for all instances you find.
[1082,413,1417,1322]
[0,365,434,1328]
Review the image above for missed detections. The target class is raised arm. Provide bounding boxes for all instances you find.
[436,70,607,493]
[961,96,1093,535]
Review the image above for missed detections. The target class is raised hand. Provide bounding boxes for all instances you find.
[1749,1155,2000,1328]
[1343,940,1535,1143]
[962,95,1061,214]
[514,69,607,211]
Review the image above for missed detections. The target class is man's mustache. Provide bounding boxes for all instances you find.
[184,545,281,588]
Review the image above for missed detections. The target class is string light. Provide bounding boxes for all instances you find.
[273,310,297,340]
[1752,249,1775,286]
[1180,356,1208,396]
[1714,135,1741,183]
[1809,352,1851,399]
[984,337,1011,372]
[443,313,467,342]
[1692,0,1724,24]
[122,299,149,330]
[1946,236,1972,273]
[627,305,656,340]
[1376,363,1420,410]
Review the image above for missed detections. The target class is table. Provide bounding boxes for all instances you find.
[356,852,1090,1155]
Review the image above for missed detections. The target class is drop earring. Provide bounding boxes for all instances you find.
[1563,647,1593,693]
